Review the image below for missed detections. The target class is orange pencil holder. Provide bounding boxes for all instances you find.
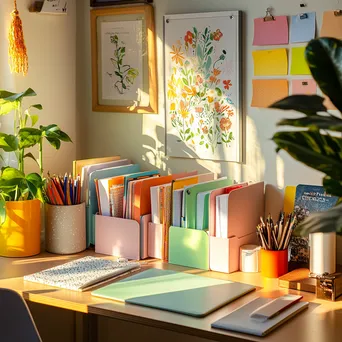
[260,249,288,278]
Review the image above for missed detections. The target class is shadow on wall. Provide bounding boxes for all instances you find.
[142,125,215,176]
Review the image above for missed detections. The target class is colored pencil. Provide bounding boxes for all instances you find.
[257,212,297,250]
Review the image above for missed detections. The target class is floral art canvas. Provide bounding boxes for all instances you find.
[164,12,241,161]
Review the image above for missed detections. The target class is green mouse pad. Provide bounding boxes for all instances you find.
[92,268,255,317]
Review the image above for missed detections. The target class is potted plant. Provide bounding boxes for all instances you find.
[0,88,71,257]
[270,37,342,236]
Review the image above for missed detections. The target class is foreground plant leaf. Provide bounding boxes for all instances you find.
[270,95,327,115]
[272,131,342,181]
[295,204,342,236]
[306,38,342,112]
[277,114,342,132]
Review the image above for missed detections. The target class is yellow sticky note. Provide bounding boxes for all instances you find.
[284,186,296,215]
[251,79,288,108]
[290,47,310,75]
[253,49,288,76]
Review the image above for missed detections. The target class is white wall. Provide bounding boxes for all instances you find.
[76,0,336,189]
[0,0,77,175]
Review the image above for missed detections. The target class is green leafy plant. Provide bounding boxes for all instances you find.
[270,37,342,236]
[0,88,71,223]
[107,35,139,94]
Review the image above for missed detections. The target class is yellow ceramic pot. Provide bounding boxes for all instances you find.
[0,199,41,257]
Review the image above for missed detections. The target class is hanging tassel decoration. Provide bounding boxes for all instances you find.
[8,0,28,76]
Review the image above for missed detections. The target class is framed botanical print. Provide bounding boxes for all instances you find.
[91,5,158,113]
[90,0,153,7]
[164,11,242,162]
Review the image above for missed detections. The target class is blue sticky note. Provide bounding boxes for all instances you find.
[290,12,316,43]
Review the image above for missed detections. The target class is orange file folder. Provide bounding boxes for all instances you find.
[132,172,196,222]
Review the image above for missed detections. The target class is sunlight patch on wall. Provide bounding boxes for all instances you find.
[244,116,265,183]
[276,154,285,189]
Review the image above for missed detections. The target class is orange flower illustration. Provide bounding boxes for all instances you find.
[202,126,209,134]
[223,80,232,90]
[184,85,197,96]
[170,102,176,111]
[213,29,223,41]
[195,107,204,114]
[170,45,185,66]
[167,83,176,99]
[184,30,194,44]
[227,109,234,117]
[196,75,203,84]
[179,100,189,118]
[215,102,231,114]
[213,68,221,76]
[209,75,217,83]
[220,117,232,132]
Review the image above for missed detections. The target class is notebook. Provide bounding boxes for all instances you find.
[92,268,255,317]
[24,256,141,291]
[212,297,309,336]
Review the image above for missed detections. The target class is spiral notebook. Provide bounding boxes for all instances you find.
[24,256,141,291]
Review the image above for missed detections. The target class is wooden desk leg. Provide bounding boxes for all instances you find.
[75,313,98,342]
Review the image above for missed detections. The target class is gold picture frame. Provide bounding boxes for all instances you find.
[91,5,158,114]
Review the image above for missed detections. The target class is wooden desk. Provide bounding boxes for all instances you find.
[1,251,342,342]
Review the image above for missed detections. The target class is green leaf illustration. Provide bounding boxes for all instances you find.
[196,44,203,60]
[215,87,222,97]
[182,78,189,86]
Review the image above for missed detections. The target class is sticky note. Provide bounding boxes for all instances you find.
[253,16,289,46]
[252,49,288,76]
[292,79,317,95]
[324,95,338,111]
[251,79,288,108]
[290,12,316,43]
[321,11,342,39]
[290,47,310,75]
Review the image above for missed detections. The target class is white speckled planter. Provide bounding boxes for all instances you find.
[45,202,86,254]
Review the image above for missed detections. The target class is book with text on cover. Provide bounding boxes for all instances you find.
[290,185,338,265]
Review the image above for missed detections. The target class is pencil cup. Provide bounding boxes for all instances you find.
[45,202,86,254]
[260,249,288,278]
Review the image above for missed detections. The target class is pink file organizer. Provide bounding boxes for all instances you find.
[95,215,140,260]
[209,182,265,273]
[148,222,163,259]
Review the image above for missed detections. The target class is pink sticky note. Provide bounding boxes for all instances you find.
[253,16,289,46]
[292,79,317,95]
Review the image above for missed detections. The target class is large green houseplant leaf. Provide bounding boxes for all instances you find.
[0,88,72,224]
[270,37,342,235]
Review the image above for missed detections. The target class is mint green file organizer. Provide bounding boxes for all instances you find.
[86,164,140,246]
[168,226,209,270]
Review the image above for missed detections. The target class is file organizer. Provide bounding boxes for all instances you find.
[210,182,264,273]
[95,213,156,260]
[86,164,140,246]
[168,182,265,273]
[148,222,163,259]
[169,227,210,270]
[95,215,140,260]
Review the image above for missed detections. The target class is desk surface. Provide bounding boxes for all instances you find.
[1,251,342,342]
